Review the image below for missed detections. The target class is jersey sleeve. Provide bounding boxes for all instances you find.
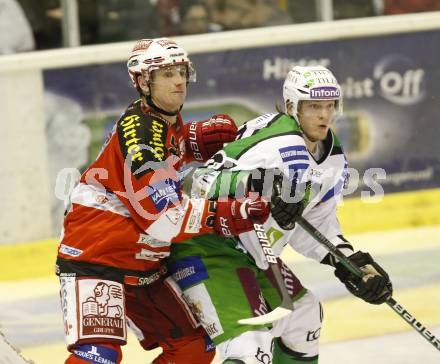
[286,197,353,263]
[104,111,215,243]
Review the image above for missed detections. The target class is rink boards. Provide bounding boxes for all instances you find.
[1,220,440,363]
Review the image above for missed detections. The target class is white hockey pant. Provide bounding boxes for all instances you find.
[217,290,322,363]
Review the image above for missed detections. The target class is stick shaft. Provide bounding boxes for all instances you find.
[296,216,440,352]
[237,224,294,325]
[253,223,293,309]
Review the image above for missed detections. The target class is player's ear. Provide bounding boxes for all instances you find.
[138,74,149,95]
[286,101,294,116]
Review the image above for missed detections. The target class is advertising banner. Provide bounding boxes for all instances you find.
[43,30,440,227]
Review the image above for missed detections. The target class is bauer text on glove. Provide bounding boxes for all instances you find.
[213,196,269,237]
[184,114,237,162]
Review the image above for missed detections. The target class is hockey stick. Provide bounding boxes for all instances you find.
[296,215,440,353]
[238,223,294,325]
[0,330,33,364]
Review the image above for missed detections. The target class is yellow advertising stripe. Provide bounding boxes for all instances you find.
[1,188,440,282]
[0,276,59,302]
[0,238,57,281]
[338,188,440,234]
[281,225,440,263]
[320,283,440,343]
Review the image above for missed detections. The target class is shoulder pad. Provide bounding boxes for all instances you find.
[247,113,279,125]
[117,108,169,178]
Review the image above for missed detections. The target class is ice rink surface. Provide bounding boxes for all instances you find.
[1,226,439,363]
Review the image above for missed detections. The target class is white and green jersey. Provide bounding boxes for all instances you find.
[192,112,353,269]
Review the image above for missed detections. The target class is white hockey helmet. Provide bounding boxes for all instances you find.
[127,37,196,90]
[283,65,343,120]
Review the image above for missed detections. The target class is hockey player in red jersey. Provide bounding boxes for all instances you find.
[56,37,269,364]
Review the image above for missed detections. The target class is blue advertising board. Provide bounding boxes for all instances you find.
[44,30,440,195]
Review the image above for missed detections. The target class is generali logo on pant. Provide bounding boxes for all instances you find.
[78,278,126,340]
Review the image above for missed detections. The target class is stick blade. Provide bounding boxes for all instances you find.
[238,306,292,325]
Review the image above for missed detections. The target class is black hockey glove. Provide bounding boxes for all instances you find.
[247,169,305,230]
[270,174,305,230]
[334,251,393,305]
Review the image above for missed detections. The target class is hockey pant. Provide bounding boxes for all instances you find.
[168,235,322,363]
[216,291,322,364]
[60,275,215,364]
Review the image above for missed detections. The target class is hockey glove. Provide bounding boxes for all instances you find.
[334,251,393,304]
[183,114,237,162]
[270,174,305,230]
[214,195,269,237]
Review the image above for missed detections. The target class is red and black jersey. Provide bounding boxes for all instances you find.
[57,100,216,278]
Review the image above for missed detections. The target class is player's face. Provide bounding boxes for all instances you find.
[149,64,188,112]
[297,100,336,142]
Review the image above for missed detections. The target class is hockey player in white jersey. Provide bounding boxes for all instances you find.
[167,65,393,363]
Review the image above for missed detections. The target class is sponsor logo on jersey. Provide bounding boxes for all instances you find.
[310,86,340,99]
[279,145,308,162]
[148,119,167,161]
[164,204,185,225]
[124,271,163,286]
[168,256,209,290]
[279,145,309,181]
[78,279,125,341]
[119,115,144,162]
[135,249,170,261]
[308,168,323,179]
[95,195,109,204]
[137,234,171,248]
[146,178,180,211]
[59,244,83,257]
[73,344,118,364]
[184,197,204,234]
[118,112,169,178]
